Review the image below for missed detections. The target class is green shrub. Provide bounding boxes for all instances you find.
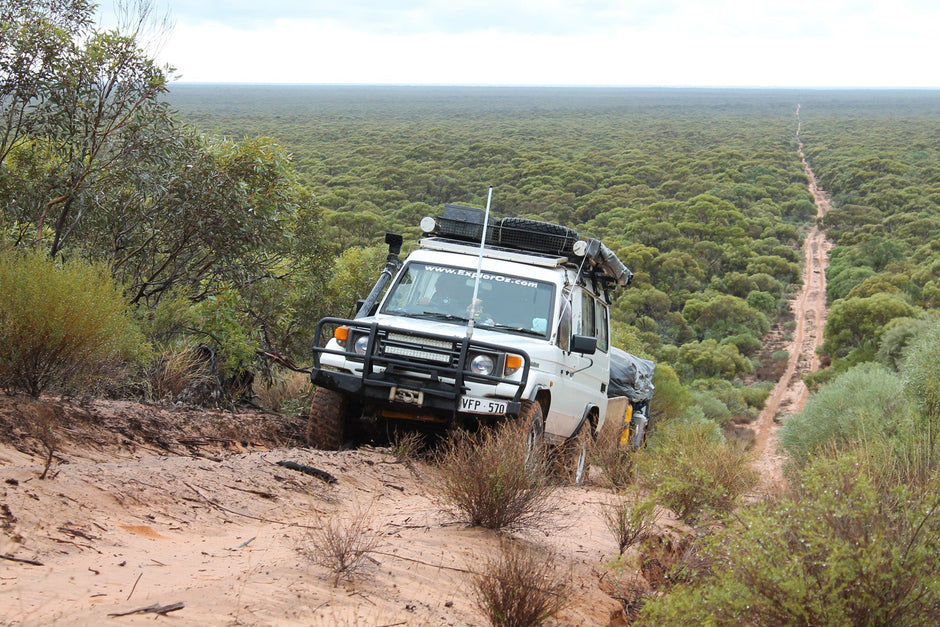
[190,285,257,379]
[0,249,143,396]
[901,320,940,459]
[876,315,934,371]
[779,362,916,469]
[689,379,752,423]
[739,382,771,409]
[688,390,732,425]
[635,419,758,522]
[719,332,761,357]
[649,363,690,423]
[636,457,940,626]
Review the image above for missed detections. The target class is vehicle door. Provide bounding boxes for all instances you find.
[545,286,610,438]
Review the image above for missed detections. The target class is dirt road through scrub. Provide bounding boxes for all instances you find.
[752,104,832,491]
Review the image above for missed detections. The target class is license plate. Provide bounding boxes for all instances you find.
[459,395,508,415]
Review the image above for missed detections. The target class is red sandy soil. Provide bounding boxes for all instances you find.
[0,397,692,626]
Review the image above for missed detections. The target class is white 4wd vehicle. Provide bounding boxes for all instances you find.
[309,204,652,482]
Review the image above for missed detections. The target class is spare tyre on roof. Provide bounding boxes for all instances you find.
[495,217,580,255]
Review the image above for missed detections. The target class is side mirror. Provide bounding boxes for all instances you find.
[571,334,597,355]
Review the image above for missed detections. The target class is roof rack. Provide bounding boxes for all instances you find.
[418,204,632,287]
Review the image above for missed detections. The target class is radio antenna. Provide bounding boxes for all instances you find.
[466,185,493,338]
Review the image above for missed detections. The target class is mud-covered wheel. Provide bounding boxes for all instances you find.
[519,400,546,468]
[307,387,347,450]
[563,423,593,486]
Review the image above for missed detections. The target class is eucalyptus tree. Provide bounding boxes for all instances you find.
[0,0,174,256]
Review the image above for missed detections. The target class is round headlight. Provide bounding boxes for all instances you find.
[354,335,369,355]
[470,354,495,376]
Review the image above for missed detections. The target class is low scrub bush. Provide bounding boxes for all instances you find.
[605,496,660,554]
[591,418,638,489]
[739,382,771,409]
[901,320,940,460]
[779,362,916,469]
[435,420,556,531]
[636,456,940,626]
[635,419,758,522]
[470,540,569,627]
[0,248,144,397]
[297,504,379,584]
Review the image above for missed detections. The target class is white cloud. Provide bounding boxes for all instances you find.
[101,0,940,86]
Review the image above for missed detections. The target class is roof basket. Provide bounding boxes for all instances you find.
[436,204,496,242]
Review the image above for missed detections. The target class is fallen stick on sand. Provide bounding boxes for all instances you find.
[108,601,184,617]
[276,460,338,484]
[0,553,43,566]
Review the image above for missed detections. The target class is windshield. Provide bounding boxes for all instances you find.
[381,262,555,337]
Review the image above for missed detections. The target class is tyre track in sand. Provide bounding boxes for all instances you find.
[752,104,832,492]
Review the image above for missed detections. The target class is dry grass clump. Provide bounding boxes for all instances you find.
[470,540,570,627]
[389,429,426,462]
[591,421,638,489]
[252,368,310,414]
[297,505,379,584]
[435,420,556,531]
[147,343,217,402]
[604,496,661,554]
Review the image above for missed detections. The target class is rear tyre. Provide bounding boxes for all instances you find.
[519,400,546,468]
[568,423,593,486]
[554,421,594,486]
[307,387,348,450]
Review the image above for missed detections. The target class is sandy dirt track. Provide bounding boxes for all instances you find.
[751,104,832,491]
[0,400,651,626]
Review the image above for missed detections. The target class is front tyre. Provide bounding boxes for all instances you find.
[307,387,348,450]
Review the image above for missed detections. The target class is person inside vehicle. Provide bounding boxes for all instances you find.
[420,274,469,314]
[423,275,494,324]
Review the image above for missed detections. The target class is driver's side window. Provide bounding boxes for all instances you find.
[556,294,572,351]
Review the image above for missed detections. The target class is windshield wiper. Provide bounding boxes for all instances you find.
[488,323,544,336]
[416,311,470,323]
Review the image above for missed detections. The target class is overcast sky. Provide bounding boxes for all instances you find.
[95,0,938,87]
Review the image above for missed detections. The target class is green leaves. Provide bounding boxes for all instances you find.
[637,457,940,626]
[0,247,144,396]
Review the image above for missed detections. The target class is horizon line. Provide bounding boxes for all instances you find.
[167,82,940,90]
